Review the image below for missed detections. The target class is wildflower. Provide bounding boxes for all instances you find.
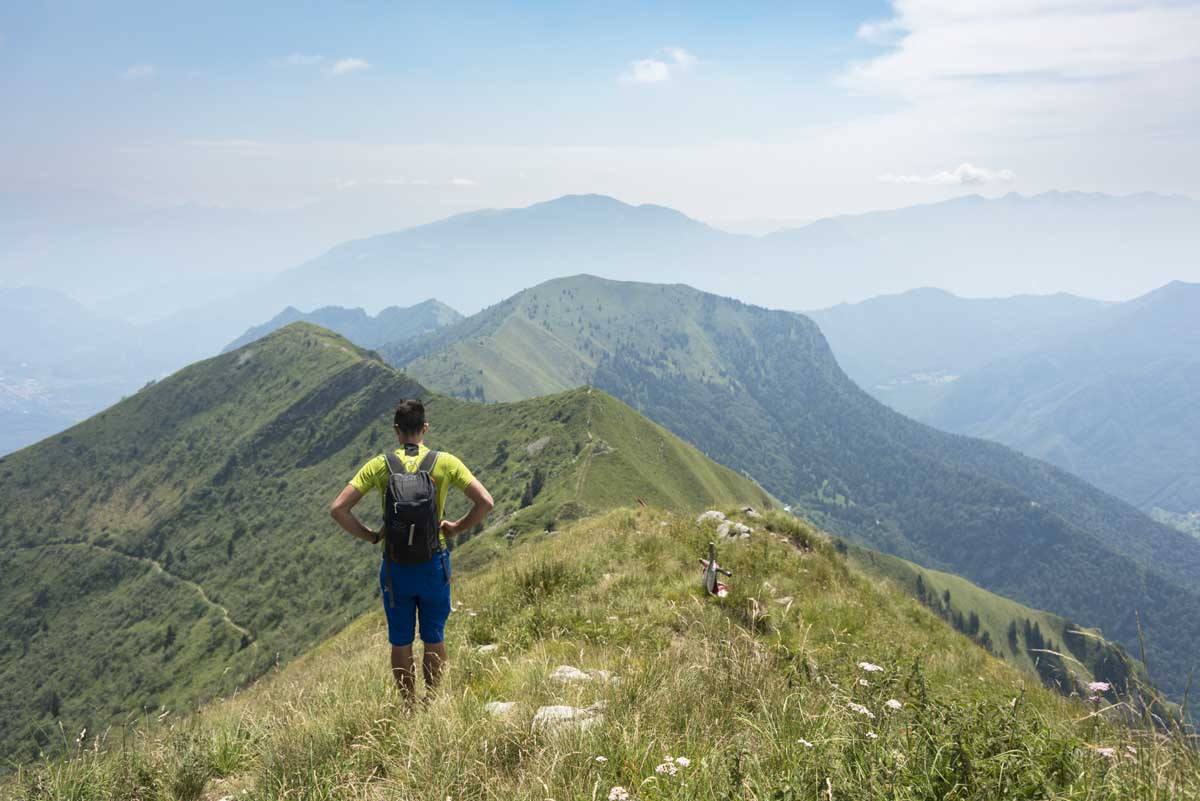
[797,738,814,748]
[1093,746,1117,760]
[885,699,903,710]
[1087,681,1111,694]
[674,756,691,767]
[847,702,876,719]
[655,760,679,776]
[595,756,608,764]
[608,787,631,801]
[858,661,884,673]
[857,678,870,687]
[866,731,879,740]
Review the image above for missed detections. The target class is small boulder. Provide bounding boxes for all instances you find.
[532,704,604,735]
[477,644,500,655]
[697,510,728,525]
[742,506,763,519]
[718,521,752,540]
[484,701,519,718]
[550,665,592,683]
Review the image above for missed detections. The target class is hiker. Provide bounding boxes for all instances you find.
[330,398,494,701]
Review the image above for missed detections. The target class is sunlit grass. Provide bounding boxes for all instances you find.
[10,508,1197,800]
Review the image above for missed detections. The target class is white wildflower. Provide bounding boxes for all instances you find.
[866,731,879,740]
[674,756,691,767]
[1093,746,1117,760]
[608,787,631,801]
[857,678,870,687]
[858,661,884,673]
[1087,681,1111,694]
[595,755,608,764]
[848,702,876,719]
[885,699,903,710]
[797,738,814,748]
[655,761,678,776]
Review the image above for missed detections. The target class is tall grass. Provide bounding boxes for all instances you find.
[9,508,1197,800]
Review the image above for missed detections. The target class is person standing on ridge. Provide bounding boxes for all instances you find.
[330,398,494,702]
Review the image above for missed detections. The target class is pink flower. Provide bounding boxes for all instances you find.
[608,788,631,801]
[1087,681,1111,694]
[885,699,903,710]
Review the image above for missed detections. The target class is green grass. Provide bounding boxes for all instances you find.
[0,324,770,768]
[9,507,1195,800]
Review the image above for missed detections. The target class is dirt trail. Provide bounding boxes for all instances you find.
[11,541,255,645]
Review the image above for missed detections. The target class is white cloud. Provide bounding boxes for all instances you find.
[330,58,370,76]
[843,1,1200,137]
[449,177,478,187]
[121,64,156,79]
[620,47,697,84]
[878,162,1015,185]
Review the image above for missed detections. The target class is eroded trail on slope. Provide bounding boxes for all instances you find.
[9,541,255,645]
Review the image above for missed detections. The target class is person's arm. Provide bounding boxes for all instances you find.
[330,484,379,544]
[440,479,494,538]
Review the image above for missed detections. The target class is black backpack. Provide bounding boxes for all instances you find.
[382,448,441,565]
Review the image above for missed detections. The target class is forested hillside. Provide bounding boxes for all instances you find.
[386,275,1200,698]
[0,323,769,765]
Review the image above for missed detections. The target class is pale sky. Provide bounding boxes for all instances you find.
[3,0,1199,229]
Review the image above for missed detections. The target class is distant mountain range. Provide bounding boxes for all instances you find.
[262,191,1200,318]
[223,299,462,352]
[0,287,175,455]
[383,274,1200,698]
[811,282,1200,519]
[0,323,770,764]
[806,288,1109,418]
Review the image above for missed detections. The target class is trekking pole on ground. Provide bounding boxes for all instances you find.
[699,541,733,597]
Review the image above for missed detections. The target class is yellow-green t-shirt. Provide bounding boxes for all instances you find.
[349,444,476,526]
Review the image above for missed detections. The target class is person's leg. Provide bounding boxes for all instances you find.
[391,645,416,699]
[381,561,419,702]
[423,642,447,689]
[416,551,453,696]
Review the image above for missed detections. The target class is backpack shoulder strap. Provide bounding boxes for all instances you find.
[417,449,439,475]
[383,451,406,476]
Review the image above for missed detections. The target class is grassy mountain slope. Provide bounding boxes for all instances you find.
[806,288,1108,418]
[843,544,1143,696]
[222,299,463,353]
[385,275,1200,698]
[11,507,1193,800]
[0,323,769,766]
[927,281,1200,515]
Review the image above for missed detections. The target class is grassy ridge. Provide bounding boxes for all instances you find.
[10,507,1195,800]
[385,274,1200,698]
[0,324,769,767]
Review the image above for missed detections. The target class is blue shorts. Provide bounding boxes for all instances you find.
[380,551,452,646]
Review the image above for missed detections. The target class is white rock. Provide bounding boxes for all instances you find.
[477,644,500,654]
[718,521,753,540]
[742,506,763,518]
[550,665,593,683]
[532,704,604,735]
[484,701,519,718]
[588,669,620,684]
[697,510,728,525]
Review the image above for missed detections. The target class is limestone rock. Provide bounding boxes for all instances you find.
[532,704,604,735]
[484,701,519,718]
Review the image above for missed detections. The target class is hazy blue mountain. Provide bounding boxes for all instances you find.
[0,287,175,454]
[926,281,1200,516]
[223,299,462,352]
[807,288,1110,417]
[268,191,1200,318]
[384,274,1200,698]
